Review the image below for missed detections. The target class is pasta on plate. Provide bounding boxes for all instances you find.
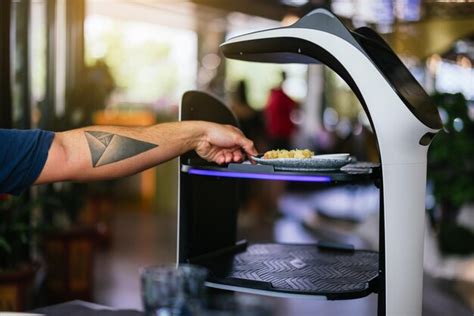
[263,149,314,160]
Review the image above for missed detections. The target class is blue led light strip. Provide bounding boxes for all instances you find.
[187,168,332,183]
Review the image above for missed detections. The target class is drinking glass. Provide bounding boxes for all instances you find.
[140,264,208,316]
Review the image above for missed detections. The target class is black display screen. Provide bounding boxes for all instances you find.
[353,30,442,129]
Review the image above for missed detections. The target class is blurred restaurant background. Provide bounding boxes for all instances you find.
[0,0,474,314]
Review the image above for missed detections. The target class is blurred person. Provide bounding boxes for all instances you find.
[264,71,297,150]
[46,59,116,130]
[0,121,257,195]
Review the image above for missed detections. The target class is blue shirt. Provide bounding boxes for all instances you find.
[0,129,54,195]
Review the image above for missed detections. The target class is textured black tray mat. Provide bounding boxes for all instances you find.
[202,243,379,297]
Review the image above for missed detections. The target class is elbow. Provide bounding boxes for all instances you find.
[53,132,80,182]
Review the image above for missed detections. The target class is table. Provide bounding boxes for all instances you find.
[31,273,472,316]
[32,300,143,316]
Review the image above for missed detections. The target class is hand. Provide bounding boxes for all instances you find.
[195,122,257,164]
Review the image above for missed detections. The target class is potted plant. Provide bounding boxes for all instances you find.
[0,194,39,311]
[428,92,474,254]
[39,183,98,303]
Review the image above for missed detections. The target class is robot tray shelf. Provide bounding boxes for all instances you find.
[181,161,380,183]
[189,242,379,300]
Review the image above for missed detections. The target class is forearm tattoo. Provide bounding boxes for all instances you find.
[84,131,158,167]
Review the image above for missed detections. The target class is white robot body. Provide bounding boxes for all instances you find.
[220,10,442,316]
[176,8,441,316]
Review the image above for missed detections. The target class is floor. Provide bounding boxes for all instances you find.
[93,207,473,315]
[94,210,176,309]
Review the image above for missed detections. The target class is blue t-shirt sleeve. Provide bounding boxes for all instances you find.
[0,129,55,195]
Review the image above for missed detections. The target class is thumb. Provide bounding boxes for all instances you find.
[237,136,257,157]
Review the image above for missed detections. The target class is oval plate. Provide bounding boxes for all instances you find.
[252,153,351,171]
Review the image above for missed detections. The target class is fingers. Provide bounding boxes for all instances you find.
[212,150,231,165]
[212,148,244,165]
[232,150,243,162]
[216,155,225,165]
[224,151,233,163]
[238,137,257,157]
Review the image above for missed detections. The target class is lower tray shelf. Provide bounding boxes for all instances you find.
[193,243,379,300]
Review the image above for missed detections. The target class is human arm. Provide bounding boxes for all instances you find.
[35,121,257,184]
